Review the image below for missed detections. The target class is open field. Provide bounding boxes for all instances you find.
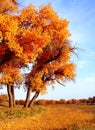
[0,104,95,130]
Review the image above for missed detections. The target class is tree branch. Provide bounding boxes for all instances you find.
[56,80,65,87]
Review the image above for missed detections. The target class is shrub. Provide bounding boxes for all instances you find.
[0,94,8,103]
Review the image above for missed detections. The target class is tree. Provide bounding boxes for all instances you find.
[0,0,20,107]
[0,61,23,107]
[24,4,76,108]
[0,2,76,108]
[0,2,57,107]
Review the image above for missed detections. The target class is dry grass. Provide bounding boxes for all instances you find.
[0,104,95,130]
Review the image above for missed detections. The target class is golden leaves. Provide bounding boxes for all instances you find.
[39,3,59,22]
[20,4,37,22]
[0,31,3,39]
[29,71,47,94]
[0,0,18,13]
[0,64,23,85]
[62,63,76,80]
[0,31,3,44]
[0,3,71,65]
[0,2,76,94]
[0,13,23,58]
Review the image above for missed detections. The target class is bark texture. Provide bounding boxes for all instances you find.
[28,91,39,108]
[24,87,31,107]
[7,84,15,107]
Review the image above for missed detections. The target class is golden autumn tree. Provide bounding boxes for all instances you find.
[0,0,20,107]
[0,2,76,108]
[0,2,58,107]
[0,2,51,107]
[0,62,23,107]
[24,4,76,107]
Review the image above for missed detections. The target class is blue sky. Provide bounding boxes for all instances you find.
[1,0,95,100]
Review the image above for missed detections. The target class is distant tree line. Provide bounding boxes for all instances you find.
[0,94,94,105]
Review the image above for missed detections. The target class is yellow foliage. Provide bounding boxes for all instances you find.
[0,0,18,13]
[39,4,59,22]
[63,63,76,79]
[29,71,47,94]
[20,4,37,23]
[0,2,76,97]
[0,64,23,86]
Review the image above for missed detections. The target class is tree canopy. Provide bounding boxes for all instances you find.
[0,1,76,108]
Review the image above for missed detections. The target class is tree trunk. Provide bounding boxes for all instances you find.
[7,84,14,108]
[28,91,39,108]
[11,85,15,107]
[24,87,31,107]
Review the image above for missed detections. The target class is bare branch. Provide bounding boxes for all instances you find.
[56,80,65,87]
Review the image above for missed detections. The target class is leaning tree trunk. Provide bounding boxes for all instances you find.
[7,84,14,108]
[24,86,31,108]
[28,91,39,108]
